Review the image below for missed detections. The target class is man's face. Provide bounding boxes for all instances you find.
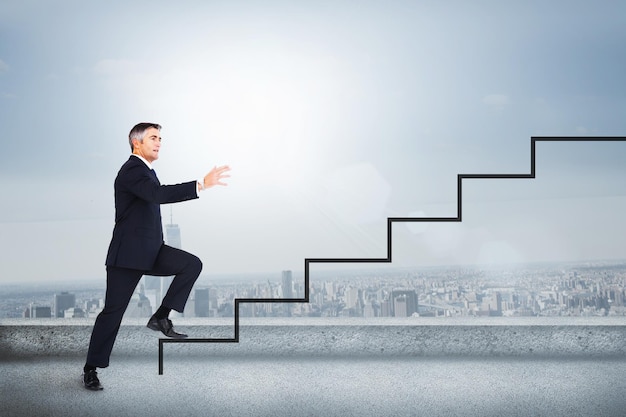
[133,127,161,163]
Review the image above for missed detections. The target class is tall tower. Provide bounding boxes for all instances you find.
[282,270,294,317]
[282,270,294,299]
[390,290,418,317]
[165,207,182,249]
[53,292,75,318]
[194,288,210,317]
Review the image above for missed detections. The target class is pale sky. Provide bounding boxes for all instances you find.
[0,0,625,283]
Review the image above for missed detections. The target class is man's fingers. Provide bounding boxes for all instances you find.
[205,165,231,187]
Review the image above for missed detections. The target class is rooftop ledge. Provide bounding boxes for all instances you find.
[1,317,625,359]
[2,316,625,326]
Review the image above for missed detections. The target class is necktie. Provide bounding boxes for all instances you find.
[150,169,160,185]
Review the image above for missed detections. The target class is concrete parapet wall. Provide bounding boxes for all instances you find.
[1,318,625,359]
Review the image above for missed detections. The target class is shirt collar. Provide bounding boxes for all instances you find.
[131,154,153,170]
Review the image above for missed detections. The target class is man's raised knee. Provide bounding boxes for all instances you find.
[191,255,203,275]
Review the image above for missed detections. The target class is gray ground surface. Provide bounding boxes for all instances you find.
[2,356,625,417]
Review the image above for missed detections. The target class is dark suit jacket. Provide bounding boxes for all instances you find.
[105,155,198,270]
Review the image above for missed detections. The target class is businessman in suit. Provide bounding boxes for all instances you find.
[83,122,230,390]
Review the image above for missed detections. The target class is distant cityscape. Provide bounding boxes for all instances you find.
[2,259,626,320]
[2,220,625,320]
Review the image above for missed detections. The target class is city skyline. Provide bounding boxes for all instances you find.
[1,1,625,283]
[3,259,625,320]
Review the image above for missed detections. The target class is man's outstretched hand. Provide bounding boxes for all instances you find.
[203,165,231,189]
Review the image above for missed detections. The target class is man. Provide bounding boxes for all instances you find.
[83,122,230,390]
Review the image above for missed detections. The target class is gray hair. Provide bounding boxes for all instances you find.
[128,122,161,151]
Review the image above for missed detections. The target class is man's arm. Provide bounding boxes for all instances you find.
[120,163,198,204]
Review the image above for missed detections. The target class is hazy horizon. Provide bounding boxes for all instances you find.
[2,257,625,288]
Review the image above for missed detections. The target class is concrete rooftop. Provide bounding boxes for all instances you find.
[2,356,626,417]
[1,317,625,416]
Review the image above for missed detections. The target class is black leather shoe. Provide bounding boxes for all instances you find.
[147,315,188,338]
[83,369,103,391]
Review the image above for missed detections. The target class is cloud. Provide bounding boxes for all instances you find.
[2,92,16,99]
[482,94,510,108]
[0,59,8,73]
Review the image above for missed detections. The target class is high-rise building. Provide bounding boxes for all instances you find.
[53,292,75,318]
[282,270,293,298]
[480,292,503,316]
[209,288,218,311]
[165,206,182,249]
[166,223,181,249]
[282,270,294,317]
[380,299,392,317]
[394,295,408,317]
[363,301,374,318]
[390,290,418,317]
[25,304,52,318]
[324,282,335,302]
[345,287,359,309]
[195,288,210,317]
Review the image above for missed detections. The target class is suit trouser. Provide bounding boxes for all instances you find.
[86,245,202,368]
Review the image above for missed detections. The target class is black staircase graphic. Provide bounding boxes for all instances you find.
[158,136,626,374]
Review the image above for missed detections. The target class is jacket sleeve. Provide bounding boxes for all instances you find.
[118,162,198,204]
